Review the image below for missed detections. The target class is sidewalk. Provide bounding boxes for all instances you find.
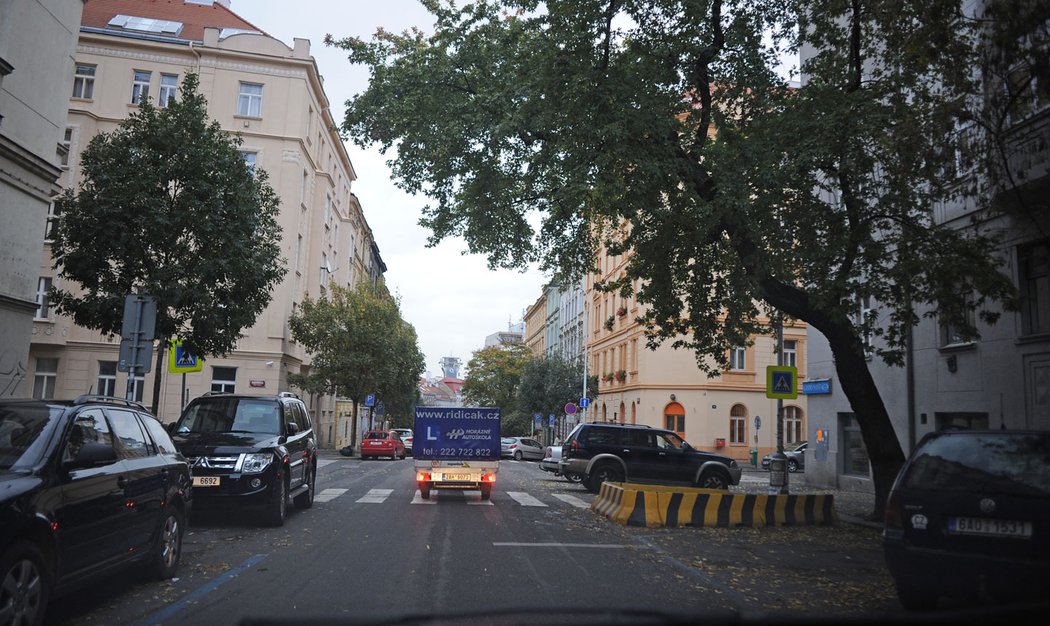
[737,465,880,528]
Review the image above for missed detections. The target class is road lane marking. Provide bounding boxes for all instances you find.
[552,493,590,508]
[507,491,547,507]
[492,542,631,548]
[411,490,436,504]
[317,459,337,469]
[356,488,393,503]
[137,553,267,626]
[315,488,347,502]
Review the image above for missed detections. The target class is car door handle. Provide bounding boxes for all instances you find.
[622,450,631,454]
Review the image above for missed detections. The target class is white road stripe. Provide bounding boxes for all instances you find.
[411,490,436,504]
[506,491,547,507]
[315,488,347,503]
[356,488,394,503]
[493,542,631,548]
[317,459,337,469]
[551,493,590,508]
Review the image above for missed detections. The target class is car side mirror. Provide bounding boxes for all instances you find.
[65,442,118,470]
[286,421,300,436]
[165,422,178,435]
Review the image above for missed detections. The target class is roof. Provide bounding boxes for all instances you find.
[81,0,265,42]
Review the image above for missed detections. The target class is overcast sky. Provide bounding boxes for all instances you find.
[231,1,547,378]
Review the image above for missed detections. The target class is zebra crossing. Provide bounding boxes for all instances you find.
[313,487,592,508]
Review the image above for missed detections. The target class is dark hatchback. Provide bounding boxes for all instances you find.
[884,430,1050,610]
[1,396,192,626]
[169,392,317,527]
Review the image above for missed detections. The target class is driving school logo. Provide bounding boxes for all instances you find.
[445,428,465,440]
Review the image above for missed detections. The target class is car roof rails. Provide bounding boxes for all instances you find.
[277,391,300,399]
[72,394,149,413]
[201,391,232,396]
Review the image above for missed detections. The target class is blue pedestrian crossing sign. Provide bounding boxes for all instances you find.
[168,340,203,374]
[766,366,798,399]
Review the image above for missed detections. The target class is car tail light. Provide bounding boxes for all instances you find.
[510,444,517,449]
[884,489,902,530]
[546,447,552,457]
[569,440,579,453]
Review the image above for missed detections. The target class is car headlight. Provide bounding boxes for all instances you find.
[241,452,274,474]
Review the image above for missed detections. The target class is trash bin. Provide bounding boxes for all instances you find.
[750,448,758,466]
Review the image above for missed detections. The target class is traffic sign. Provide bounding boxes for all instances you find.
[548,414,555,427]
[377,402,385,415]
[565,403,577,415]
[365,393,375,407]
[168,340,203,374]
[754,415,761,431]
[766,366,798,399]
[579,397,590,408]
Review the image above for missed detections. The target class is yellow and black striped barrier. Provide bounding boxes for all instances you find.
[591,482,838,528]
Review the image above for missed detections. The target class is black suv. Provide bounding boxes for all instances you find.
[169,392,317,526]
[559,422,742,493]
[1,396,192,626]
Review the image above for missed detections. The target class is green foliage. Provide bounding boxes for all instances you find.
[51,73,285,358]
[287,283,425,422]
[461,343,532,431]
[516,355,585,420]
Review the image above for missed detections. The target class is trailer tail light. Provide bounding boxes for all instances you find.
[416,472,431,482]
[482,473,496,483]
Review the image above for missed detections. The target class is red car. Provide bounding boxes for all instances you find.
[360,430,406,460]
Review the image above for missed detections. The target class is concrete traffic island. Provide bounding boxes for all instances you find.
[591,482,839,528]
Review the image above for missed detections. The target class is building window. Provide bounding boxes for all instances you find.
[854,294,875,353]
[240,151,257,172]
[730,404,747,445]
[45,203,61,241]
[730,346,746,371]
[841,413,870,477]
[782,340,797,367]
[128,373,145,402]
[97,361,117,396]
[784,405,803,444]
[72,63,95,99]
[58,127,73,167]
[1020,241,1050,336]
[33,358,58,399]
[940,292,976,346]
[131,70,151,105]
[663,402,685,438]
[237,82,263,117]
[158,73,178,107]
[211,367,236,393]
[35,277,52,319]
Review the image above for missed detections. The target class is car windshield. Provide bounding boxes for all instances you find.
[902,433,1050,496]
[0,403,62,470]
[176,398,280,435]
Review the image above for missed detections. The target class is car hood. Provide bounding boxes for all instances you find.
[172,431,281,455]
[0,472,44,503]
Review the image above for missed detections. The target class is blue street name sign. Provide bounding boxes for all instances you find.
[802,379,832,395]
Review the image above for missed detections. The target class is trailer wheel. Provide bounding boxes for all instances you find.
[480,484,492,500]
[419,484,431,500]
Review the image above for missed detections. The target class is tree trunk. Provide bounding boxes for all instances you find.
[151,341,166,416]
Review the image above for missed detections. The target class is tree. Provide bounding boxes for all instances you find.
[461,343,533,434]
[51,73,285,413]
[332,1,1026,517]
[517,354,585,439]
[288,283,425,447]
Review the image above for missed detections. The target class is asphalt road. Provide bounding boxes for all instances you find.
[46,456,906,625]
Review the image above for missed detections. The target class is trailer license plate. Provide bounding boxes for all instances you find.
[443,473,469,481]
[193,476,220,487]
[948,517,1031,538]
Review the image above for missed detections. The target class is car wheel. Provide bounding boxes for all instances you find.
[148,507,184,580]
[513,451,523,461]
[294,464,315,509]
[896,583,938,611]
[0,541,50,626]
[588,463,624,492]
[565,472,584,484]
[266,472,287,527]
[787,458,799,473]
[698,472,729,490]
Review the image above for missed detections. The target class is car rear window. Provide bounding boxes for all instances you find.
[365,431,388,439]
[901,432,1050,496]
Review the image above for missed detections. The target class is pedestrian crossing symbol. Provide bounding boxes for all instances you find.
[766,366,798,399]
[168,340,203,373]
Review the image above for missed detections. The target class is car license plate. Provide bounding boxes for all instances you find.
[948,516,1032,538]
[370,441,383,446]
[193,476,220,487]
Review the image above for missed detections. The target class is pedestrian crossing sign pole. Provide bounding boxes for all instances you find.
[766,366,798,400]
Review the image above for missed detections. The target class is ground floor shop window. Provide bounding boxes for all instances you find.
[841,413,870,477]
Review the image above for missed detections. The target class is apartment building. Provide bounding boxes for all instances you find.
[28,0,383,446]
[586,247,808,464]
[523,291,546,356]
[1,0,85,397]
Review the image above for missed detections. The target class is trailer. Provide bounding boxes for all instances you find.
[413,407,501,500]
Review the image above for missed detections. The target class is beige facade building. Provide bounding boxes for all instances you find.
[523,291,546,357]
[585,246,808,464]
[28,0,382,447]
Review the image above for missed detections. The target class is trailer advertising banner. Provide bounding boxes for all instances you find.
[413,407,501,461]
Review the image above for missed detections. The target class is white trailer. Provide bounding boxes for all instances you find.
[413,407,501,500]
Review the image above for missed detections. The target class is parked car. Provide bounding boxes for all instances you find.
[883,430,1050,611]
[539,445,583,483]
[169,392,317,527]
[360,430,406,460]
[760,441,807,472]
[560,422,742,493]
[391,428,413,456]
[1,396,192,626]
[501,436,544,461]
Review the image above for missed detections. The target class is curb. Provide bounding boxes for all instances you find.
[591,482,839,528]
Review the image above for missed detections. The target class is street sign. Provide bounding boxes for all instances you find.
[766,366,798,399]
[579,397,590,409]
[365,394,375,407]
[754,415,761,431]
[118,338,152,373]
[121,294,157,341]
[168,340,203,373]
[377,402,385,415]
[548,414,555,427]
[802,379,832,395]
[565,403,577,415]
[533,413,542,428]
